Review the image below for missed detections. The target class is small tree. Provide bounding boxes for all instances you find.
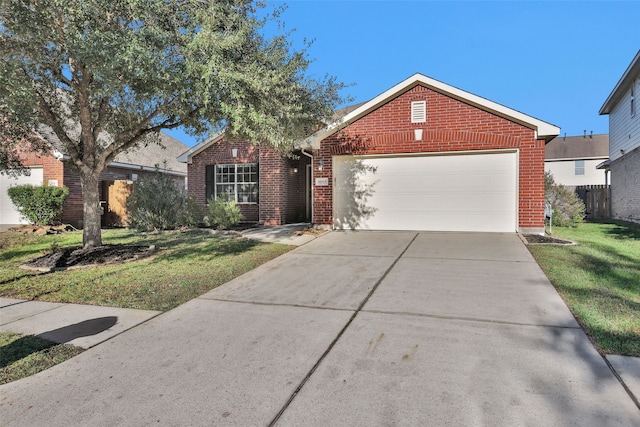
[126,169,202,232]
[7,185,69,225]
[544,171,585,228]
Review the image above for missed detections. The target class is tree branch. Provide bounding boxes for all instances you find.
[36,91,81,167]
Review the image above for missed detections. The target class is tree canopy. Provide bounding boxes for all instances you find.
[0,0,345,247]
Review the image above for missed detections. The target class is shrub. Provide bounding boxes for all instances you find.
[544,171,585,228]
[7,185,69,225]
[127,170,204,231]
[179,196,205,228]
[207,194,242,230]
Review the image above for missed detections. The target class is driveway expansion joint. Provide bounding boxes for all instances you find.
[267,232,420,426]
[196,297,356,313]
[360,309,583,329]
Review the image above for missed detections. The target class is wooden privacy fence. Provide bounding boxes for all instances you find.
[575,185,610,219]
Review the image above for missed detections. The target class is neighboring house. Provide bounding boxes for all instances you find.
[180,73,559,234]
[544,133,609,187]
[0,132,188,228]
[599,50,640,223]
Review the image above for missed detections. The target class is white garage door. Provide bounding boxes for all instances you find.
[0,168,44,225]
[333,151,517,232]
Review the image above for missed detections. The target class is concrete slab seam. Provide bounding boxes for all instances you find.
[360,309,582,329]
[601,353,640,411]
[267,232,420,427]
[195,296,356,313]
[291,251,400,259]
[0,302,65,326]
[401,255,536,264]
[0,299,29,309]
[83,311,164,349]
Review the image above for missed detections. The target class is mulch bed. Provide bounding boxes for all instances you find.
[523,234,574,245]
[22,245,155,271]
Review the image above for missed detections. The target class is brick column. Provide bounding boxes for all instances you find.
[259,149,287,225]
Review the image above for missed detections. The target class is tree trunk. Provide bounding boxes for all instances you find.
[79,171,102,248]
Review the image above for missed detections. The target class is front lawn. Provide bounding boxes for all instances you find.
[0,228,293,311]
[0,331,84,385]
[528,221,640,357]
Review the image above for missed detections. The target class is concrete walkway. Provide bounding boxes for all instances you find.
[0,298,160,349]
[1,231,638,426]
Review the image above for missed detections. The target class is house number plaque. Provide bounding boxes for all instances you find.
[315,177,329,186]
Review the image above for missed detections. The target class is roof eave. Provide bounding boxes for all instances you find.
[309,73,559,149]
[599,50,640,115]
[177,130,225,164]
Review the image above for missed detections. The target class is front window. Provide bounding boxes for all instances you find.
[206,163,258,203]
[575,160,585,176]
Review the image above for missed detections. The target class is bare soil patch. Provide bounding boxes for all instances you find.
[22,245,154,271]
[292,227,329,237]
[523,234,574,245]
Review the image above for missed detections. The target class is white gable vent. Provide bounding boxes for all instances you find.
[411,100,426,123]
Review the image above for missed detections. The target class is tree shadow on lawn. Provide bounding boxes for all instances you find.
[593,219,640,241]
[156,234,260,262]
[1,317,113,369]
[571,243,640,292]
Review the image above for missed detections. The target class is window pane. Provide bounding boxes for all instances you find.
[214,163,258,204]
[575,160,585,176]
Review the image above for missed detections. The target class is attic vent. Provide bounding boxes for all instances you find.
[411,101,426,123]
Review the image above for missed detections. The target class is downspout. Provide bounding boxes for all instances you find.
[301,148,314,224]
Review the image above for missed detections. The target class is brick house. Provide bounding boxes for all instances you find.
[180,74,559,234]
[1,132,188,228]
[599,50,640,223]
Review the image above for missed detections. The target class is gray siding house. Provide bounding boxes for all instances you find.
[599,50,640,223]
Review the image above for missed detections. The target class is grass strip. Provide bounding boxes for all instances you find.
[0,228,293,311]
[0,331,84,385]
[528,220,640,357]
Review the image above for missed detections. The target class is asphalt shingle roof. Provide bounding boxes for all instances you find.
[545,134,609,160]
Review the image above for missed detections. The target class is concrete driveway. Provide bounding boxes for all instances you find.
[1,232,638,426]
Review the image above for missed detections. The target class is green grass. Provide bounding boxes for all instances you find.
[0,331,84,384]
[528,221,640,357]
[0,228,293,311]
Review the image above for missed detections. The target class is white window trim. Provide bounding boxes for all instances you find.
[574,159,585,176]
[214,163,258,204]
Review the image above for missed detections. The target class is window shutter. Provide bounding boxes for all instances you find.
[205,165,214,202]
[411,101,426,123]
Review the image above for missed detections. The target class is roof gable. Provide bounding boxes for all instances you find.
[177,130,225,164]
[308,73,559,148]
[600,50,640,115]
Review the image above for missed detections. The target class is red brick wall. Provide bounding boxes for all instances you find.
[19,150,64,187]
[314,85,546,230]
[188,140,260,222]
[258,149,287,225]
[188,142,311,225]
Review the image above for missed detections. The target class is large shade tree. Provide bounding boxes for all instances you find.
[0,0,344,248]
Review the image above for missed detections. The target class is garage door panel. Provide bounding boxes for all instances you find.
[0,168,44,225]
[333,152,517,232]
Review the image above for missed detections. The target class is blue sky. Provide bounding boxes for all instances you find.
[167,0,640,147]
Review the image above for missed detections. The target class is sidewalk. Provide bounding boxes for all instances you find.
[0,298,160,349]
[0,224,321,350]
